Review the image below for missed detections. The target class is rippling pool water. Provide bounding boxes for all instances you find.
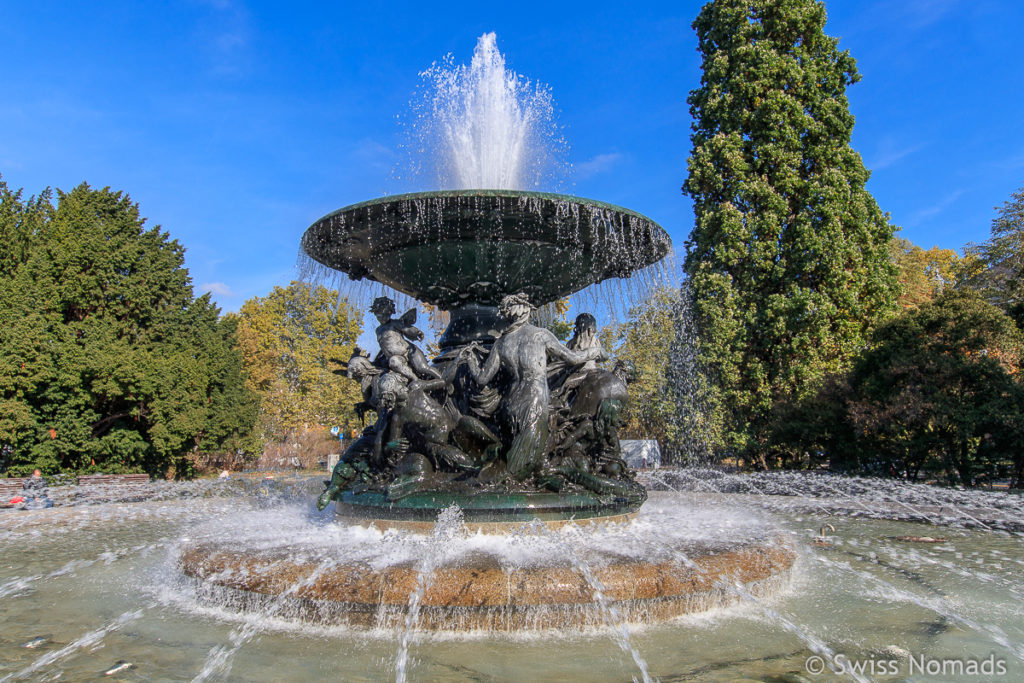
[1,474,1021,681]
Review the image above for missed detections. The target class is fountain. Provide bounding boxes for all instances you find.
[177,32,796,631]
[2,33,1021,682]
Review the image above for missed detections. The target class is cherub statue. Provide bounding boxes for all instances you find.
[371,296,442,383]
[336,347,383,421]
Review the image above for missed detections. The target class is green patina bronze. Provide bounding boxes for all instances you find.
[336,489,643,522]
[301,190,671,309]
[305,190,669,524]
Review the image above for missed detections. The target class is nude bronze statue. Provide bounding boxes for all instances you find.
[550,312,605,402]
[371,297,442,383]
[373,369,501,499]
[460,293,606,481]
[316,291,644,511]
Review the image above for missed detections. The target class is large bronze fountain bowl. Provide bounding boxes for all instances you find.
[300,190,672,309]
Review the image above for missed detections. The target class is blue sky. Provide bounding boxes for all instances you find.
[2,0,1022,316]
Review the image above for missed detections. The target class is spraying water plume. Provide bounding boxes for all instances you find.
[410,32,565,191]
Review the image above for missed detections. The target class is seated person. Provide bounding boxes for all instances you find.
[18,469,54,509]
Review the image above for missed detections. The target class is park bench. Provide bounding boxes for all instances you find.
[76,473,150,486]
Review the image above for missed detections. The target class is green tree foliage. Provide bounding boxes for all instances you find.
[542,298,573,341]
[605,287,722,463]
[965,184,1024,323]
[0,179,258,477]
[608,290,681,447]
[235,282,362,444]
[682,0,898,465]
[797,291,1024,486]
[891,238,969,311]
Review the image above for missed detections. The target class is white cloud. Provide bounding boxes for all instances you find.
[575,153,622,179]
[198,281,235,297]
[990,150,1024,170]
[901,0,960,28]
[867,141,926,171]
[194,0,253,77]
[908,189,965,226]
[353,138,399,172]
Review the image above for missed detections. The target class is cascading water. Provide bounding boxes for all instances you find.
[300,32,674,322]
[3,475,1023,680]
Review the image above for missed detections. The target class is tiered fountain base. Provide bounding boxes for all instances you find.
[179,528,795,631]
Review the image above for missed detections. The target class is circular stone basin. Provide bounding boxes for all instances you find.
[180,537,794,631]
[300,190,672,309]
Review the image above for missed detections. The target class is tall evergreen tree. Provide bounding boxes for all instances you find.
[0,180,258,477]
[683,0,898,465]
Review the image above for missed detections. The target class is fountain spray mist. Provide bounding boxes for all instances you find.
[407,32,567,191]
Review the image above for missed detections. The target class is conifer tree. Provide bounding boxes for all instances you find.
[0,180,258,476]
[683,0,898,465]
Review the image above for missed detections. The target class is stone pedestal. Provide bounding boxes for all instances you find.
[180,531,794,631]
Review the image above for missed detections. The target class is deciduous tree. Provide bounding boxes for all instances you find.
[891,238,968,310]
[831,291,1024,486]
[605,287,721,463]
[235,282,362,444]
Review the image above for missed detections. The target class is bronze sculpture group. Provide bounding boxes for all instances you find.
[316,293,645,511]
